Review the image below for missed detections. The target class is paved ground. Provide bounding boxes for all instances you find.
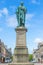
[34,63,43,65]
[0,63,8,65]
[0,63,43,65]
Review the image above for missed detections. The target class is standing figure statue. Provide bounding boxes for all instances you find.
[16,2,26,27]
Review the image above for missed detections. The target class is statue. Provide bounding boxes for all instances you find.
[16,2,26,27]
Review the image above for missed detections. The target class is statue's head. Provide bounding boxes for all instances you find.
[20,2,24,6]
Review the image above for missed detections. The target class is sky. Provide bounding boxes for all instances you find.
[0,0,43,54]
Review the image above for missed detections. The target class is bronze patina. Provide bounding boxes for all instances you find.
[16,2,26,27]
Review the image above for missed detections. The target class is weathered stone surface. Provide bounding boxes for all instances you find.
[8,63,34,65]
[13,27,28,62]
[15,27,27,47]
[13,48,28,62]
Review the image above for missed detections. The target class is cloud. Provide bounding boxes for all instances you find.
[0,8,8,17]
[6,15,17,28]
[2,8,8,15]
[0,13,2,17]
[0,7,17,28]
[25,13,34,28]
[31,0,40,4]
[34,38,43,43]
[0,28,3,32]
[26,14,34,21]
[9,6,16,13]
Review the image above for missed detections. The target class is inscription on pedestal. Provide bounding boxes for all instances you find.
[16,27,27,47]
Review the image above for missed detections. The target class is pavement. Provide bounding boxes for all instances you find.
[0,63,43,65]
[0,63,8,65]
[34,63,43,65]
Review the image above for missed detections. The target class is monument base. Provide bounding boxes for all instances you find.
[12,27,29,62]
[13,47,28,62]
[8,27,34,65]
[8,62,34,65]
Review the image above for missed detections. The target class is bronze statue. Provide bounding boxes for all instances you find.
[16,2,26,27]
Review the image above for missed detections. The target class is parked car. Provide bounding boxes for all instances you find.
[31,60,38,63]
[5,57,12,63]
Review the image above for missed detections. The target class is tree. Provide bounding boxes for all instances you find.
[10,56,13,61]
[29,54,33,61]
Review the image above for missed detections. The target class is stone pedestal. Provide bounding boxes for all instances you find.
[8,27,34,65]
[15,27,27,47]
[8,63,34,65]
[13,27,28,62]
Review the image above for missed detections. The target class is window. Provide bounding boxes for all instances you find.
[41,55,43,59]
[36,54,38,57]
[0,47,1,52]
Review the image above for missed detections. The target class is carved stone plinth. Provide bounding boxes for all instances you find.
[13,27,28,62]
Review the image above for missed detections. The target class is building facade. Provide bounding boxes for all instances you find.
[0,39,12,62]
[33,42,43,62]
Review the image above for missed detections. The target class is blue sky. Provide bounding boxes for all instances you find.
[0,0,43,54]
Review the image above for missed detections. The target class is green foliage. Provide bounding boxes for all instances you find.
[10,56,13,61]
[29,54,33,61]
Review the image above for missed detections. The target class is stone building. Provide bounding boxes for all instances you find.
[33,42,43,62]
[0,39,12,62]
[0,39,5,62]
[5,48,12,58]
